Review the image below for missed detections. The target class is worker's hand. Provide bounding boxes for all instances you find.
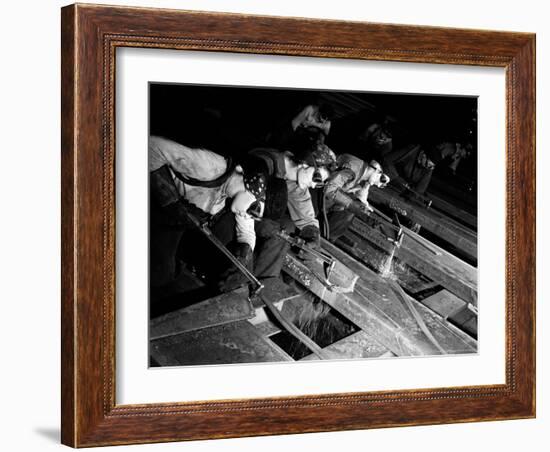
[165,198,210,228]
[358,200,373,213]
[299,225,321,251]
[256,218,283,238]
[398,182,414,197]
[217,243,254,292]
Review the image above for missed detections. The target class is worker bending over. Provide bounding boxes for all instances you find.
[322,153,390,242]
[217,145,331,292]
[148,135,266,295]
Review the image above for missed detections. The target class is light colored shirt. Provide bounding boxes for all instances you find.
[324,154,372,209]
[291,105,331,136]
[286,181,319,230]
[149,136,256,249]
[325,154,366,197]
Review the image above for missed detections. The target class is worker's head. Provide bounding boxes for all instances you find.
[360,122,393,150]
[310,143,337,169]
[439,142,459,160]
[296,143,336,189]
[417,150,437,170]
[318,103,335,123]
[288,129,334,189]
[295,164,330,190]
[372,125,393,147]
[290,127,326,159]
[424,141,458,168]
[448,142,473,173]
[364,160,390,188]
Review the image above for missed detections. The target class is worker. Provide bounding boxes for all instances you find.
[266,103,335,149]
[148,135,266,295]
[322,153,390,242]
[217,143,331,292]
[448,142,473,174]
[357,121,393,161]
[382,141,458,197]
[291,103,334,137]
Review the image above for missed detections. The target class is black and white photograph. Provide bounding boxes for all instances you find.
[148,83,478,366]
[2,0,544,449]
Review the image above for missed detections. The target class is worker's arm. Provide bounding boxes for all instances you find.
[291,105,315,131]
[286,181,319,230]
[320,119,331,136]
[234,214,256,251]
[324,169,355,201]
[382,144,419,188]
[412,169,433,196]
[354,183,371,204]
[149,135,227,179]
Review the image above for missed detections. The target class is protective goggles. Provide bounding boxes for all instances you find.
[368,163,390,187]
[311,164,331,188]
[246,200,264,221]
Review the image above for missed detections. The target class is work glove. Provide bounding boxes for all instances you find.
[296,225,321,267]
[354,186,374,213]
[296,225,326,278]
[217,243,254,292]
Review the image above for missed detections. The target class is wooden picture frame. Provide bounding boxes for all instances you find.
[61,3,536,447]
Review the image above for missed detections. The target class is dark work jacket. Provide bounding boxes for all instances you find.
[382,144,433,195]
[242,148,289,220]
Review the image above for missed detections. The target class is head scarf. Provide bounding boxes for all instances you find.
[243,172,267,201]
[311,144,337,169]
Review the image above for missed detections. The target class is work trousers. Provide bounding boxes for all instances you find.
[213,211,295,280]
[149,205,186,289]
[150,206,295,299]
[149,205,227,291]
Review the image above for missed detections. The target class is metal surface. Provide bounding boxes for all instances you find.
[427,190,478,230]
[150,287,254,340]
[388,280,447,354]
[151,320,293,366]
[420,289,469,319]
[368,186,478,262]
[257,291,332,360]
[301,330,391,361]
[277,230,357,293]
[283,240,477,356]
[323,240,477,352]
[347,217,477,306]
[189,213,329,359]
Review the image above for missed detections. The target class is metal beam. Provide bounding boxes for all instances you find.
[283,245,477,357]
[368,186,477,262]
[151,320,293,366]
[322,240,477,352]
[421,289,477,338]
[346,217,477,306]
[150,287,254,340]
[427,191,478,230]
[301,330,391,361]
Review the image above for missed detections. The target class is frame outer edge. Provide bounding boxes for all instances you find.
[60,4,537,446]
[61,4,77,448]
[514,35,536,415]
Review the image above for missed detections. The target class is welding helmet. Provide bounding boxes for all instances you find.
[368,160,390,188]
[231,172,267,220]
[246,200,264,221]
